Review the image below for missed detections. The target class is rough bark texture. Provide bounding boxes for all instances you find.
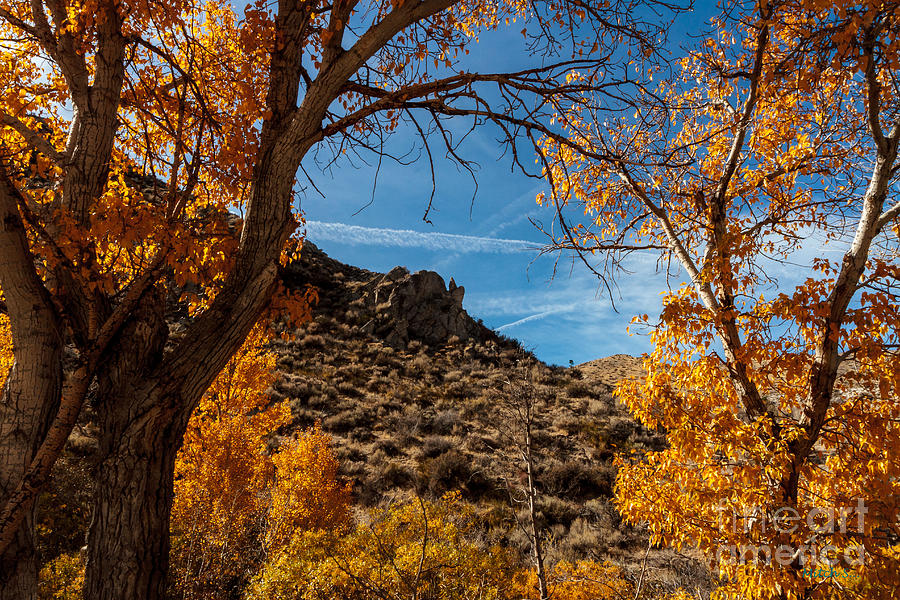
[0,170,62,600]
[0,511,39,600]
[81,287,169,599]
[84,412,179,600]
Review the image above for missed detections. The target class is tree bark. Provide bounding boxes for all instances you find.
[83,408,179,600]
[0,166,63,600]
[0,511,39,600]
[78,285,172,600]
[0,355,61,600]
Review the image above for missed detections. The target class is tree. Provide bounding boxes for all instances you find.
[495,367,552,600]
[37,552,84,600]
[169,327,351,600]
[539,1,900,598]
[0,0,681,597]
[264,423,352,554]
[169,326,291,600]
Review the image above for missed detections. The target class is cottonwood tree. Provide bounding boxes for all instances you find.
[539,1,900,598]
[0,0,682,597]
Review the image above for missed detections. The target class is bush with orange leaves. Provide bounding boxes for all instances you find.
[246,490,662,600]
[169,326,350,600]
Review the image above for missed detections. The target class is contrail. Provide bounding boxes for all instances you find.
[304,221,539,254]
[494,306,577,332]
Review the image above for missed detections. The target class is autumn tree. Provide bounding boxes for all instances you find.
[0,0,683,598]
[539,1,900,598]
[37,328,351,600]
[263,423,352,554]
[169,325,350,600]
[169,326,290,600]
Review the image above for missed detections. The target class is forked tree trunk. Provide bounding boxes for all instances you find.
[83,409,180,600]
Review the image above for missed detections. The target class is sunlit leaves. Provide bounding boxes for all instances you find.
[514,560,634,600]
[170,326,352,600]
[264,423,352,554]
[541,1,900,598]
[248,493,516,600]
[170,325,289,599]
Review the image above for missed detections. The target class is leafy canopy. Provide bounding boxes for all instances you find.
[538,1,900,598]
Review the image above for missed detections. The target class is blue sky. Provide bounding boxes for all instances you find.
[298,3,718,366]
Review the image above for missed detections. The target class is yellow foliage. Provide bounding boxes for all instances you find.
[538,2,900,598]
[38,552,84,600]
[660,592,701,600]
[247,493,515,600]
[0,314,11,389]
[170,326,289,599]
[171,328,352,599]
[264,422,353,554]
[514,560,634,600]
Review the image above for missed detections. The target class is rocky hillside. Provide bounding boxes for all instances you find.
[42,241,711,597]
[268,242,709,594]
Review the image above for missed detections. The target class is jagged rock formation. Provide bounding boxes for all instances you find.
[359,267,485,346]
[281,242,492,348]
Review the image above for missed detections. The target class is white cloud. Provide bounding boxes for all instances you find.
[304,220,539,254]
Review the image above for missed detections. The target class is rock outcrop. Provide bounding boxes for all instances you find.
[360,267,486,346]
[280,242,492,348]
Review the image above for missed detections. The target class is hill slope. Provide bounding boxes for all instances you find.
[269,242,709,593]
[43,241,711,597]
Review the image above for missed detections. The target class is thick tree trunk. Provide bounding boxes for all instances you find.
[83,406,180,600]
[0,512,38,600]
[0,170,64,600]
[79,288,175,600]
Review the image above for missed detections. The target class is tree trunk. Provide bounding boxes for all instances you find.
[0,165,64,600]
[0,511,38,600]
[83,406,180,600]
[0,370,58,600]
[524,423,549,600]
